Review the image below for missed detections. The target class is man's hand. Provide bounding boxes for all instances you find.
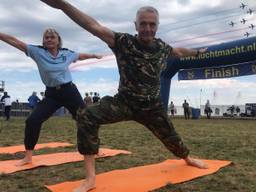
[40,0,65,9]
[198,47,207,54]
[194,47,207,57]
[172,47,207,58]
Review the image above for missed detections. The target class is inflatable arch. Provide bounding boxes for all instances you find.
[160,36,256,111]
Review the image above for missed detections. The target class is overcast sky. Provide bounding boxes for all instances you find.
[0,0,256,107]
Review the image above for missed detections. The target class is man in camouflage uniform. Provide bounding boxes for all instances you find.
[41,1,208,191]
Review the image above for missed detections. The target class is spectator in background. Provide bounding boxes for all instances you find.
[230,105,235,116]
[0,91,11,121]
[84,92,93,107]
[169,101,175,117]
[40,91,45,100]
[182,100,190,119]
[204,100,212,119]
[236,106,240,115]
[92,92,100,103]
[28,92,41,109]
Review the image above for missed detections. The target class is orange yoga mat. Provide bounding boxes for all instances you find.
[0,148,131,174]
[0,142,73,154]
[46,159,232,192]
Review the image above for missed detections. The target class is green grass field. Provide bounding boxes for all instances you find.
[0,117,255,192]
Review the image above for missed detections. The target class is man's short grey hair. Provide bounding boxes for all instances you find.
[136,6,159,24]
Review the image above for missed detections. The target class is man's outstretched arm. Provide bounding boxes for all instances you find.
[171,47,207,58]
[40,0,115,47]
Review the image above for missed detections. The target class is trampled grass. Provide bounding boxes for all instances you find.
[0,117,255,192]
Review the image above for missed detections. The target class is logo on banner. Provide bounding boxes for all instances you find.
[187,71,195,80]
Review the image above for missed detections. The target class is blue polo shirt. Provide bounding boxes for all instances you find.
[26,45,79,87]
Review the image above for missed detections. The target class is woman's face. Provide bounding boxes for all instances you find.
[43,32,60,50]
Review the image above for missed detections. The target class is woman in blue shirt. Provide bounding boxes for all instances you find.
[0,28,102,166]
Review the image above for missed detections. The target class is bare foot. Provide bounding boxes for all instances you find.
[15,157,32,166]
[73,179,96,192]
[95,149,105,158]
[184,157,208,169]
[15,150,33,166]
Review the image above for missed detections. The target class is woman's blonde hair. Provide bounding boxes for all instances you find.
[42,28,62,49]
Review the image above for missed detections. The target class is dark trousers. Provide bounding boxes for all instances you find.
[77,93,189,159]
[184,109,190,119]
[205,108,211,119]
[4,106,11,120]
[24,83,84,150]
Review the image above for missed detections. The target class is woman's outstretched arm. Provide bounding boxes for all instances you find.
[0,32,27,53]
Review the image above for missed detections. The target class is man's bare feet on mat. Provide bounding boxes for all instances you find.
[73,180,96,192]
[184,157,208,169]
[15,157,32,166]
[95,149,105,158]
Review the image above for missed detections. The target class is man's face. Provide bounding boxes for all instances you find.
[135,11,158,45]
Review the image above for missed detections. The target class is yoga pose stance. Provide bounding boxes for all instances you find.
[41,1,208,191]
[0,28,102,166]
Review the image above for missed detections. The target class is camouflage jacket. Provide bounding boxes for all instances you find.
[110,32,173,99]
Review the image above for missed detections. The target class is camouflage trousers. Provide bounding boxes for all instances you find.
[76,93,189,158]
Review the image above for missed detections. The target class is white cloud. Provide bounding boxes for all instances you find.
[3,81,45,102]
[77,78,119,97]
[70,55,117,71]
[173,78,256,89]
